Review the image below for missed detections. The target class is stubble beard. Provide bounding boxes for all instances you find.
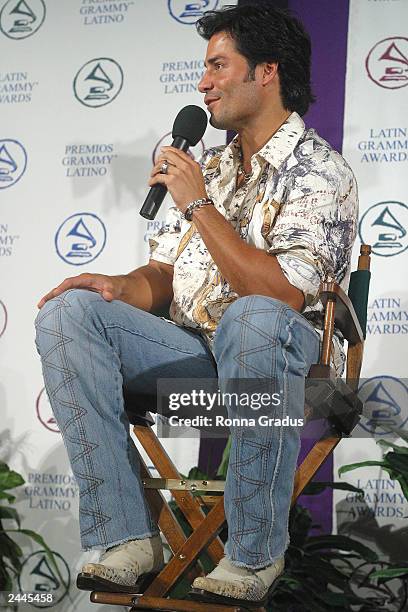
[208,105,236,131]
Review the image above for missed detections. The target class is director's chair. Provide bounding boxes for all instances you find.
[89,244,371,612]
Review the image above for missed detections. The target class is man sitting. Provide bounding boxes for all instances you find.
[35,4,357,606]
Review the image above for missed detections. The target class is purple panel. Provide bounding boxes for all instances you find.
[290,0,349,153]
[290,0,349,535]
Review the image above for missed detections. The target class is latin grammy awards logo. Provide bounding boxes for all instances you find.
[0,0,46,39]
[359,201,408,257]
[152,132,205,164]
[18,550,70,608]
[36,387,59,433]
[73,58,124,108]
[366,37,408,89]
[55,212,107,265]
[0,139,27,189]
[168,0,219,25]
[358,376,408,436]
[0,300,7,338]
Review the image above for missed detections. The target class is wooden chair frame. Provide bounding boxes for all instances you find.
[90,245,371,612]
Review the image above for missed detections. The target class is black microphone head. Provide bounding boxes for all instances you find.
[172,105,208,146]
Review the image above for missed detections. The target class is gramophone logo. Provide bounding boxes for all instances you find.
[359,201,408,257]
[55,212,107,265]
[0,139,27,189]
[18,550,70,608]
[36,388,59,433]
[366,37,408,89]
[0,300,7,338]
[152,132,205,164]
[73,58,123,108]
[0,0,45,40]
[168,0,219,25]
[358,376,408,436]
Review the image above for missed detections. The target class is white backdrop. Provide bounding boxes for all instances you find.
[334,0,408,562]
[0,1,235,609]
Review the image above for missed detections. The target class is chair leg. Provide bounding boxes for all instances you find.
[292,434,341,502]
[139,459,202,583]
[144,497,225,598]
[135,425,224,564]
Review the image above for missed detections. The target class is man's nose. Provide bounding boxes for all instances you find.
[198,70,212,93]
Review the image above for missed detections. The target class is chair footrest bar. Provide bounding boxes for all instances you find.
[132,595,263,611]
[91,591,263,611]
[142,478,225,492]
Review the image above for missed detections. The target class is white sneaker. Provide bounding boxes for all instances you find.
[77,535,164,592]
[191,555,284,604]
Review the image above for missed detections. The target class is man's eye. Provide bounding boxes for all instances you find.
[215,63,223,70]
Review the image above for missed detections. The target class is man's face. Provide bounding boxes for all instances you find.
[198,31,261,130]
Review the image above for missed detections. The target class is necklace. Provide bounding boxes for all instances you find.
[237,161,252,184]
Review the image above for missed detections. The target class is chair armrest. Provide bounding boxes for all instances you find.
[320,281,364,344]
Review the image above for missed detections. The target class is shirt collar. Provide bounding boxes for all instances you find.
[220,111,305,172]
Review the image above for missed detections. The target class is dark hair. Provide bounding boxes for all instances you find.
[196,4,315,116]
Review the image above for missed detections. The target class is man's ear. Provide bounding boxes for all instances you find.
[261,62,279,86]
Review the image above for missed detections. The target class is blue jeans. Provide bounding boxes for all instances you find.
[35,290,319,568]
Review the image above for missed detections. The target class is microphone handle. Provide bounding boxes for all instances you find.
[140,136,190,220]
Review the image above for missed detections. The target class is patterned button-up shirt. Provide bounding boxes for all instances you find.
[149,112,358,372]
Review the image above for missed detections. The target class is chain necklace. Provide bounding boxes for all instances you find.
[237,148,253,184]
[237,163,252,184]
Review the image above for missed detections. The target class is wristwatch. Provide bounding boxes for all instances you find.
[184,198,214,221]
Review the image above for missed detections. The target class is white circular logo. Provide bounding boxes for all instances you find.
[73,58,124,108]
[18,550,70,608]
[0,139,27,189]
[0,0,45,39]
[36,388,59,433]
[0,300,7,338]
[168,0,219,25]
[358,201,408,257]
[152,131,205,165]
[366,37,408,89]
[55,212,107,265]
[358,376,408,436]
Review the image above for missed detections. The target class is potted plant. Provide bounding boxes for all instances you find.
[0,461,66,607]
[339,432,408,594]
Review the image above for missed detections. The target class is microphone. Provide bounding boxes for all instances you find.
[140,105,208,220]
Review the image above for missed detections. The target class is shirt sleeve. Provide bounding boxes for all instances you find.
[148,204,185,265]
[266,172,358,306]
[148,148,218,266]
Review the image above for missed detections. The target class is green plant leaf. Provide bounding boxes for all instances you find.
[0,491,16,503]
[302,481,364,495]
[216,436,231,479]
[0,506,20,527]
[187,467,210,481]
[0,532,23,572]
[0,563,13,593]
[5,530,68,591]
[301,555,352,587]
[338,460,385,476]
[385,452,408,471]
[0,470,25,491]
[371,567,408,581]
[396,475,408,501]
[304,534,377,561]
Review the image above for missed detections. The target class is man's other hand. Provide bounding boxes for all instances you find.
[37,273,127,309]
